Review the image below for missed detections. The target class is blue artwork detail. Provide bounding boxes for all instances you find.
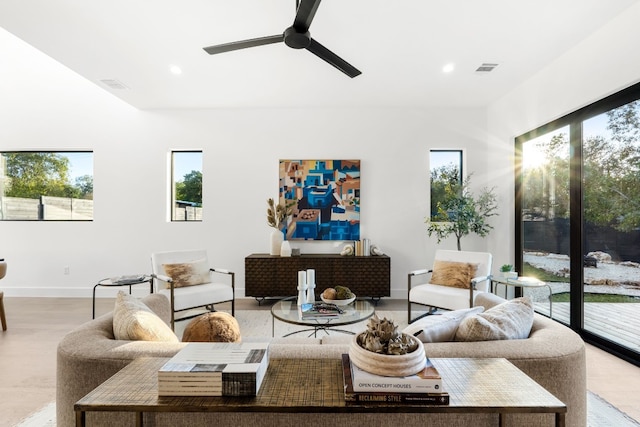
[279,160,360,241]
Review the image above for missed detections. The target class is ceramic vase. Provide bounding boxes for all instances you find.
[280,240,292,257]
[270,229,284,256]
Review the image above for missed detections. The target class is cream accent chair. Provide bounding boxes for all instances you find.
[151,250,234,330]
[407,249,492,323]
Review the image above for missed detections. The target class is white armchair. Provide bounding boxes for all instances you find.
[151,250,235,330]
[407,249,492,323]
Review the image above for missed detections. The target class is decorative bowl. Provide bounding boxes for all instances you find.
[321,295,356,306]
[348,332,425,377]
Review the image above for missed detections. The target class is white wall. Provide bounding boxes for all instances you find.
[0,28,495,299]
[486,2,640,270]
[5,1,640,300]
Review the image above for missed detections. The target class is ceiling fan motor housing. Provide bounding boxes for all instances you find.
[284,26,311,49]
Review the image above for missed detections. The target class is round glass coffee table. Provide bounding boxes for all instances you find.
[271,296,374,337]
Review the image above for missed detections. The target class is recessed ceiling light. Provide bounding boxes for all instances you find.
[442,63,455,73]
[169,65,182,75]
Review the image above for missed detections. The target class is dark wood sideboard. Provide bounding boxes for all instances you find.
[244,253,390,302]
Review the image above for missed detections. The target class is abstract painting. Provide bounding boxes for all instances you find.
[279,159,360,241]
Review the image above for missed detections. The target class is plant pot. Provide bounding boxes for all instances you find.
[348,333,426,377]
[503,271,518,280]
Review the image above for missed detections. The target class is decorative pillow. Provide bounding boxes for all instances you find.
[429,260,478,289]
[162,258,210,288]
[182,312,242,343]
[454,297,534,342]
[112,291,178,342]
[402,306,484,343]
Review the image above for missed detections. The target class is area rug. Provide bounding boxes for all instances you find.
[16,309,639,427]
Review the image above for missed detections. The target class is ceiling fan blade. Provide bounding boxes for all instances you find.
[203,34,284,55]
[293,0,321,32]
[306,38,361,78]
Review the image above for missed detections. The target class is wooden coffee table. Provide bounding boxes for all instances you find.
[75,357,566,427]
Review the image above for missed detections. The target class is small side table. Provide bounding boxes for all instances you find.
[92,275,154,319]
[491,276,553,317]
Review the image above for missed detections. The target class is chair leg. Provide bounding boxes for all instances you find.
[0,291,7,331]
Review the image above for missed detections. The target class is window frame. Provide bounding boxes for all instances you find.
[515,80,640,366]
[170,150,203,222]
[0,150,94,221]
[429,149,464,222]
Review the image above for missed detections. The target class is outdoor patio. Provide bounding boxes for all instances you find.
[532,300,640,352]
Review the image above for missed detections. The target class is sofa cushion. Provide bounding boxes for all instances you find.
[454,297,534,341]
[403,306,484,342]
[182,312,241,343]
[113,291,179,342]
[429,260,478,289]
[162,258,210,288]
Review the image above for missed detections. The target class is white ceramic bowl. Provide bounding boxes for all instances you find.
[321,295,356,306]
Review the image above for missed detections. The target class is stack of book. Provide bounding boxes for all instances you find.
[300,302,344,319]
[342,354,449,405]
[158,341,269,397]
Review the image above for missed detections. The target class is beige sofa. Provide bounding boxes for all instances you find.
[57,293,586,427]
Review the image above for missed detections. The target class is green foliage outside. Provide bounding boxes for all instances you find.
[522,262,570,283]
[175,170,202,205]
[551,292,639,303]
[523,100,640,232]
[426,166,498,251]
[2,152,93,199]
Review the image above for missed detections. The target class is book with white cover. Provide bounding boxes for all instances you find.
[158,340,270,396]
[351,357,444,393]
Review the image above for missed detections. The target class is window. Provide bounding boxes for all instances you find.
[429,150,463,220]
[0,151,93,221]
[171,151,202,221]
[515,81,640,366]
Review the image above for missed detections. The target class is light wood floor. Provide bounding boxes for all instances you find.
[1,296,639,426]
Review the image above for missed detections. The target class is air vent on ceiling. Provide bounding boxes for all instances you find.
[475,63,499,73]
[100,79,129,90]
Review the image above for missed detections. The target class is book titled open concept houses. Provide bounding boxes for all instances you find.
[342,354,449,404]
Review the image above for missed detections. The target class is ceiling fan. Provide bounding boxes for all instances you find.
[203,0,361,78]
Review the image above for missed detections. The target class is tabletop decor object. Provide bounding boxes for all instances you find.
[321,285,356,305]
[499,264,517,279]
[267,198,294,255]
[349,315,424,377]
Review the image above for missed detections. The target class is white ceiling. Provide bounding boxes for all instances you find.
[1,0,638,110]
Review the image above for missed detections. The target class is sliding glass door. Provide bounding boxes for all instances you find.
[519,126,571,321]
[582,101,640,350]
[515,83,640,365]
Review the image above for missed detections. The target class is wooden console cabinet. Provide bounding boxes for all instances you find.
[244,253,390,301]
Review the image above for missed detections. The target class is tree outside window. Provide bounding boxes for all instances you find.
[429,150,463,220]
[171,151,202,221]
[0,151,93,220]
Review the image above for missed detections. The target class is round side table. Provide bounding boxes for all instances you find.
[93,275,153,318]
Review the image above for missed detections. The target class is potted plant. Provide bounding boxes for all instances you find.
[425,172,498,251]
[500,264,518,279]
